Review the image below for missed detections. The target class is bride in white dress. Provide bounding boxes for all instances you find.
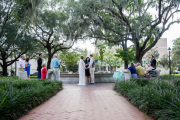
[78,56,86,85]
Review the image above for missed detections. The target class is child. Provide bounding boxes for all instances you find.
[41,63,47,79]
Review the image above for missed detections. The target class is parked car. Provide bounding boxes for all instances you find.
[174,69,180,74]
[0,71,9,76]
[30,72,38,76]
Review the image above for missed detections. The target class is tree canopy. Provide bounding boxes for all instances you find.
[1,0,180,75]
[0,0,37,76]
[30,0,86,69]
[70,0,180,67]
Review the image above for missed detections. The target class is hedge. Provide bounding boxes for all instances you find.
[0,77,63,120]
[113,78,180,120]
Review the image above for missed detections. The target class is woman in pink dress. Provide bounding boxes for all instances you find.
[41,63,47,79]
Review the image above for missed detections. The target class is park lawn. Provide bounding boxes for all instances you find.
[113,77,180,120]
[30,76,38,78]
[160,74,180,77]
[0,77,63,120]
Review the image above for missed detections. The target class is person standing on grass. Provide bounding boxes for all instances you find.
[41,63,47,79]
[37,53,43,79]
[18,55,25,72]
[51,54,60,81]
[25,58,31,78]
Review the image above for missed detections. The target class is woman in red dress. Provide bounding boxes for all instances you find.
[41,63,47,79]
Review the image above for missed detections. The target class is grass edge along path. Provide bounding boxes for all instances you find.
[0,77,63,120]
[113,77,180,120]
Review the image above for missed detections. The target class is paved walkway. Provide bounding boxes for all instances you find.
[18,83,153,120]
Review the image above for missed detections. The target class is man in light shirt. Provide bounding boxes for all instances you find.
[88,54,95,84]
[51,54,60,81]
[18,55,25,72]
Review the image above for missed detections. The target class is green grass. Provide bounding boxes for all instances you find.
[159,74,180,80]
[160,74,180,77]
[113,78,180,120]
[0,77,63,120]
[29,76,38,78]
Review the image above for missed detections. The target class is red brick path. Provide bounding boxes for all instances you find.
[18,83,153,120]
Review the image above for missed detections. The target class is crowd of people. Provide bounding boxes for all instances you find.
[18,53,61,80]
[17,53,95,82]
[18,55,32,78]
[128,55,157,78]
[17,53,156,80]
[78,54,95,85]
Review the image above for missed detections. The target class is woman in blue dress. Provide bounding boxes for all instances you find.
[128,63,137,78]
[25,58,31,78]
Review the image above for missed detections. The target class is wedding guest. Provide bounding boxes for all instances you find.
[135,62,145,78]
[41,63,47,79]
[37,53,43,79]
[25,58,31,78]
[85,57,91,84]
[150,55,156,69]
[88,54,95,84]
[128,63,137,78]
[18,55,25,72]
[145,63,156,77]
[52,54,60,81]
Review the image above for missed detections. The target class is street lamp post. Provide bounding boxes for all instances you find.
[168,47,171,75]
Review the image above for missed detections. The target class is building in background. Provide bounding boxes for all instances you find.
[142,38,167,66]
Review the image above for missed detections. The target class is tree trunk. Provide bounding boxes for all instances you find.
[47,48,52,70]
[15,61,17,76]
[122,39,129,69]
[135,40,143,65]
[135,53,143,65]
[47,58,51,70]
[2,60,7,77]
[47,56,52,70]
[124,60,128,69]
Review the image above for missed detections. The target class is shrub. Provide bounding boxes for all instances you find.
[160,74,180,80]
[114,78,180,120]
[0,77,63,120]
[130,78,152,87]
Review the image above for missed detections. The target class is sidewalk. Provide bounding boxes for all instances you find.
[18,83,153,120]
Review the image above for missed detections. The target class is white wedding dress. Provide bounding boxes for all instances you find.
[78,59,86,85]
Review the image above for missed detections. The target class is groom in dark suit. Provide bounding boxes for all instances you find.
[37,53,43,79]
[150,55,156,69]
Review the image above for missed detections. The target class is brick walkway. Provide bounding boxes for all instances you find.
[18,83,153,120]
